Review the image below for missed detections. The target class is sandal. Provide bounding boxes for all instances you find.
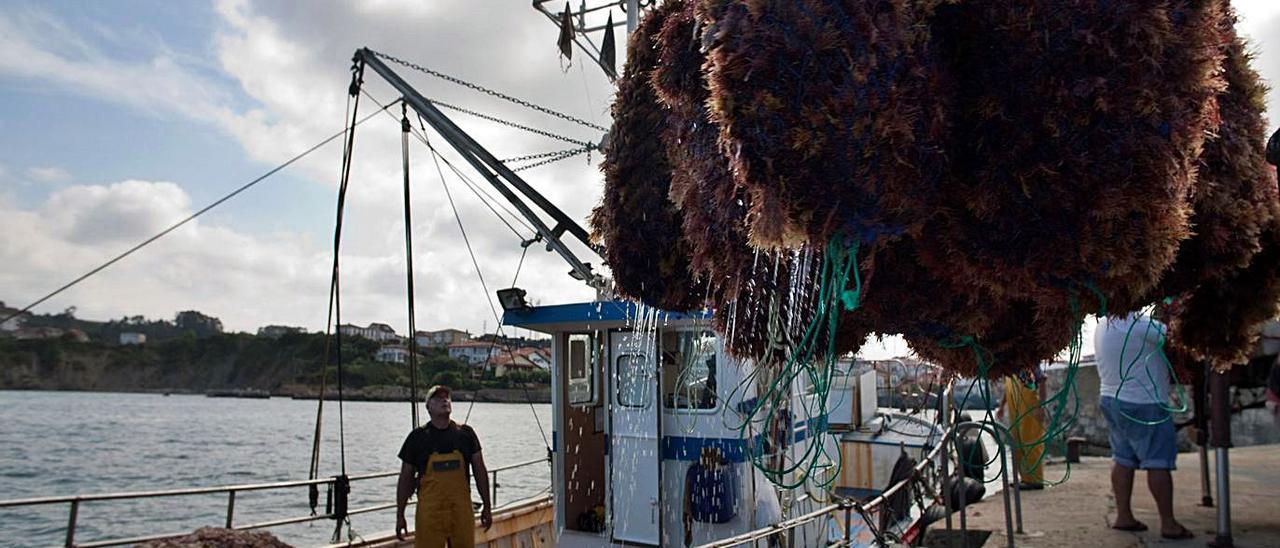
[1111,521,1148,532]
[1161,526,1195,540]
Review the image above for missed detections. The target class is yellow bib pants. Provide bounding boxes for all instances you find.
[415,450,474,548]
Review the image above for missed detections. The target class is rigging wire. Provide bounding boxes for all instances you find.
[420,129,551,450]
[400,101,422,429]
[323,60,367,544]
[0,101,400,327]
[359,90,535,240]
[371,49,610,132]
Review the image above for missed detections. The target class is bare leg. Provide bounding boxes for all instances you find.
[1147,469,1187,536]
[1111,463,1143,528]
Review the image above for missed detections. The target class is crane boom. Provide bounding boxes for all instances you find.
[354,48,606,290]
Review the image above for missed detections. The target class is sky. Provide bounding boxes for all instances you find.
[1,1,1279,360]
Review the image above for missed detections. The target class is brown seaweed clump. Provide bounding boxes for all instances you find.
[592,3,704,311]
[907,301,1080,378]
[1171,220,1280,369]
[699,0,947,250]
[651,1,871,361]
[139,527,292,548]
[917,0,1225,314]
[856,241,1079,377]
[1148,21,1278,306]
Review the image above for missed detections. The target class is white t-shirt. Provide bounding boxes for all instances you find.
[1094,313,1171,405]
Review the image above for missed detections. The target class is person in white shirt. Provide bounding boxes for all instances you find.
[1095,312,1192,540]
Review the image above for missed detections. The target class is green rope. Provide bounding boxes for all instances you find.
[739,236,862,490]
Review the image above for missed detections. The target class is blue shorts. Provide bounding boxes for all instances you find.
[1099,397,1177,470]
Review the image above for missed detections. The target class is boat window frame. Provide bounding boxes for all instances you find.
[615,352,652,408]
[660,329,720,414]
[566,332,599,406]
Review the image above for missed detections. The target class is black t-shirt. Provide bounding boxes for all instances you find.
[398,421,482,476]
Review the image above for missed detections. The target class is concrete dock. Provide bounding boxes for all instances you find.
[954,444,1279,547]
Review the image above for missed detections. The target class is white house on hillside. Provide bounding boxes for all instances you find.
[338,323,399,343]
[0,301,28,333]
[120,333,146,345]
[448,340,501,365]
[514,347,551,370]
[376,345,412,364]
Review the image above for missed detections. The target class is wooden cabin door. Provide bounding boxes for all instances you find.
[608,330,661,545]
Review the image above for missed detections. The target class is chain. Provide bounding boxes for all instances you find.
[430,98,597,149]
[511,146,594,172]
[502,146,593,164]
[371,49,609,132]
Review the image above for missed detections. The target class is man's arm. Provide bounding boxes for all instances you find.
[395,461,416,540]
[472,452,493,530]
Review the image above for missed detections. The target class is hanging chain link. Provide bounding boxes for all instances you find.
[502,146,593,164]
[430,98,598,149]
[510,146,595,172]
[371,49,610,132]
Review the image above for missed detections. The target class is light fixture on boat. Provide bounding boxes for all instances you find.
[497,287,532,313]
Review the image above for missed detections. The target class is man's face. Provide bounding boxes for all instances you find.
[427,394,452,418]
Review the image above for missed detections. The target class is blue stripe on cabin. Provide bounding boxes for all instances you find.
[502,300,711,329]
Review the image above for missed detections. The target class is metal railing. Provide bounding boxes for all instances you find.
[697,416,955,548]
[0,456,550,548]
[697,383,1027,548]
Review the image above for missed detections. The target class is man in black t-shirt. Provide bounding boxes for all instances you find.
[395,385,491,548]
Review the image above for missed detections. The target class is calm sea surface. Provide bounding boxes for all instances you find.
[0,391,552,547]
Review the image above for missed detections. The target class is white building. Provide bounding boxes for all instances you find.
[448,340,502,365]
[338,323,399,343]
[514,347,552,370]
[120,332,147,345]
[0,301,28,333]
[376,345,412,364]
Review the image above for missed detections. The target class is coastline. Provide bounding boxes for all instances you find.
[0,386,552,403]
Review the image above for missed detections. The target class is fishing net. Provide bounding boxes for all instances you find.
[698,0,949,249]
[916,0,1225,315]
[591,3,704,311]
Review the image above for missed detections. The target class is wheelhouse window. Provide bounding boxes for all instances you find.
[567,333,597,405]
[661,330,718,410]
[616,354,651,408]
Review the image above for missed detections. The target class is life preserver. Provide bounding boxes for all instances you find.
[414,450,474,548]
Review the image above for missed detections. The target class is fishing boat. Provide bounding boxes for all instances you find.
[0,4,1024,546]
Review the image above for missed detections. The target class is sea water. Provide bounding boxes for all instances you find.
[0,391,552,547]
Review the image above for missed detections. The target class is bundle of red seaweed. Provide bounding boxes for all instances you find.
[591,2,704,312]
[595,0,1278,375]
[698,0,948,250]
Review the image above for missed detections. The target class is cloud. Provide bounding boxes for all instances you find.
[0,8,237,125]
[0,178,595,334]
[26,166,72,184]
[42,180,189,244]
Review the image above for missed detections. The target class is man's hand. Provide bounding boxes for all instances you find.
[396,512,409,540]
[481,505,493,531]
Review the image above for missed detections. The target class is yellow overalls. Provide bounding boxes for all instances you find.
[415,450,475,548]
[1004,376,1045,485]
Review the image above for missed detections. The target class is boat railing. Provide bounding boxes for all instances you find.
[698,384,1026,548]
[0,455,551,548]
